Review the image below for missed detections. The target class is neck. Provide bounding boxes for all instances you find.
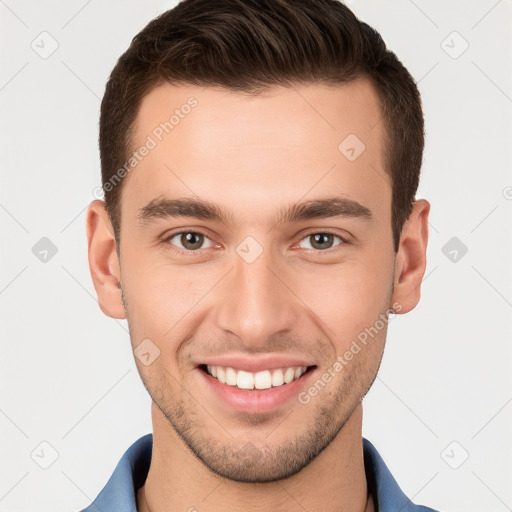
[138,403,372,512]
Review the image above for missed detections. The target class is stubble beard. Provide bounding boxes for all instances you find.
[121,282,388,483]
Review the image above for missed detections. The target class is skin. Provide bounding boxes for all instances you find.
[86,79,429,512]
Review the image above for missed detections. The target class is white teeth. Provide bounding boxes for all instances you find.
[205,365,308,390]
[294,367,304,379]
[283,367,296,384]
[217,366,226,384]
[225,367,237,386]
[271,368,284,387]
[254,370,272,389]
[237,370,255,390]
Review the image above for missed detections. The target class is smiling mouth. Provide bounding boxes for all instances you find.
[199,364,316,390]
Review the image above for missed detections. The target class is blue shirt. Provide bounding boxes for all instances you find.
[80,434,439,511]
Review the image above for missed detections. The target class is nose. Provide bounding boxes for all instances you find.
[213,242,299,349]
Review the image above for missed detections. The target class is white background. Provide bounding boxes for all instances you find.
[1,1,511,511]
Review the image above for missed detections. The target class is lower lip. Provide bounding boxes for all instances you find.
[198,367,316,414]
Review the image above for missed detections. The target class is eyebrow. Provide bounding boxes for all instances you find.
[137,195,373,226]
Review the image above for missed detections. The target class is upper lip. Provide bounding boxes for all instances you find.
[196,354,316,373]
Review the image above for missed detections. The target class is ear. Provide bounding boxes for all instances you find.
[391,199,430,314]
[86,200,126,319]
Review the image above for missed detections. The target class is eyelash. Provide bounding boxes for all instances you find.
[162,229,348,255]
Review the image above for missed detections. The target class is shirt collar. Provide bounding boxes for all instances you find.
[82,434,437,512]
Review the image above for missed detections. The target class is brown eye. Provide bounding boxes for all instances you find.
[166,231,213,251]
[298,232,343,251]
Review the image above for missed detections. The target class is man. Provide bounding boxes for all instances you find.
[84,0,436,510]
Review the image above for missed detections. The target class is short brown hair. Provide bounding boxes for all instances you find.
[99,0,424,253]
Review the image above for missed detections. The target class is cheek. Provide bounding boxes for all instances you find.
[121,257,215,347]
[122,265,198,386]
[291,257,393,340]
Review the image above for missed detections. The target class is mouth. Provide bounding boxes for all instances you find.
[197,362,317,414]
[199,364,315,390]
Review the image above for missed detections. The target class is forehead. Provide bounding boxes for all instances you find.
[134,79,383,151]
[122,79,389,224]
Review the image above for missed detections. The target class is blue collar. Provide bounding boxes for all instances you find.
[82,434,438,511]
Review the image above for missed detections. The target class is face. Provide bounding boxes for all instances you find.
[88,80,426,483]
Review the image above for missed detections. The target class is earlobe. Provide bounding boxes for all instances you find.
[391,199,430,314]
[86,200,126,319]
